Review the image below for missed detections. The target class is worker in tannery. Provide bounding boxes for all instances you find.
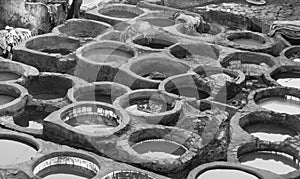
[66,0,82,19]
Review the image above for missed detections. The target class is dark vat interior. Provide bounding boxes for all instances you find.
[25,76,73,100]
[0,71,21,81]
[83,47,134,63]
[133,37,177,49]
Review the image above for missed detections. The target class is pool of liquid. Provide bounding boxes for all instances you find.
[131,139,187,159]
[75,93,113,104]
[243,123,297,142]
[33,93,64,100]
[134,39,173,49]
[102,171,154,179]
[84,48,133,63]
[197,169,259,179]
[66,114,118,133]
[169,87,210,100]
[239,151,299,175]
[277,78,300,89]
[13,111,49,129]
[231,39,264,47]
[41,48,72,55]
[0,71,21,81]
[143,18,175,27]
[101,10,138,18]
[0,94,15,105]
[125,99,172,115]
[257,97,300,115]
[43,174,88,179]
[0,139,38,165]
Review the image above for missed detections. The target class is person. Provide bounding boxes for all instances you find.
[66,0,82,19]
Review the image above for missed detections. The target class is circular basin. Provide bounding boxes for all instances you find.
[13,34,81,72]
[113,89,182,125]
[197,169,259,179]
[243,123,297,142]
[176,23,224,36]
[101,171,155,179]
[221,52,276,77]
[0,58,39,84]
[0,71,20,81]
[98,4,143,19]
[52,19,112,40]
[270,66,300,89]
[256,96,300,115]
[132,34,178,51]
[193,66,245,100]
[25,34,80,56]
[59,102,130,134]
[0,136,38,166]
[68,82,131,104]
[141,17,175,27]
[159,74,211,101]
[121,53,190,89]
[169,43,219,61]
[239,151,299,175]
[0,83,28,113]
[282,46,300,63]
[33,152,100,179]
[227,32,266,47]
[132,139,188,159]
[25,72,86,101]
[79,41,136,64]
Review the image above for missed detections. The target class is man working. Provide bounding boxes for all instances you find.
[66,0,83,19]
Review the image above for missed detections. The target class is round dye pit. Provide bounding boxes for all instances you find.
[197,169,259,179]
[169,43,219,62]
[101,10,139,19]
[80,41,135,64]
[141,18,175,27]
[125,98,174,115]
[239,151,299,175]
[0,94,16,105]
[52,19,112,39]
[60,102,126,134]
[0,138,38,165]
[25,73,84,101]
[132,34,178,50]
[125,54,190,88]
[226,32,266,47]
[159,74,211,100]
[83,48,133,63]
[131,139,188,159]
[64,110,120,133]
[33,154,100,179]
[169,87,210,99]
[25,34,80,56]
[270,66,300,89]
[221,52,275,76]
[68,82,131,104]
[282,46,300,63]
[243,123,297,142]
[256,96,300,115]
[277,78,300,89]
[101,171,155,179]
[0,71,21,81]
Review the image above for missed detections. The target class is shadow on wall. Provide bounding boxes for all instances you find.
[0,0,66,34]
